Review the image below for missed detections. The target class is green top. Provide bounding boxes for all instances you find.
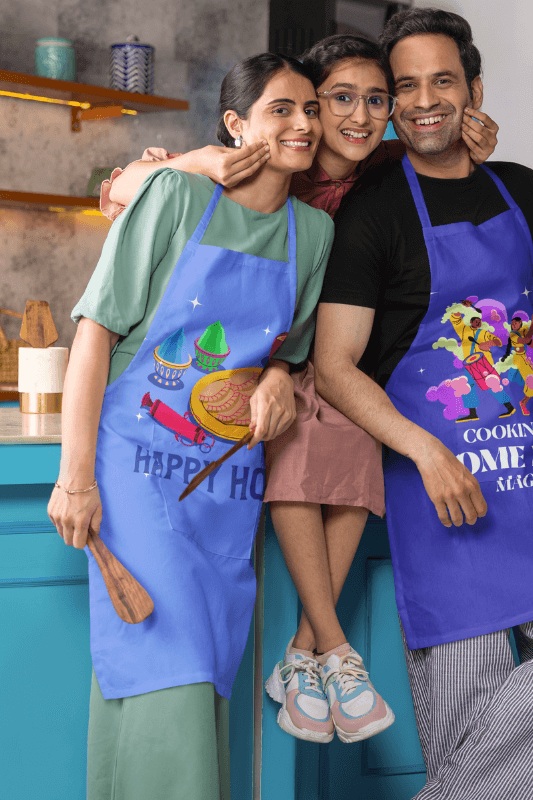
[72,169,334,383]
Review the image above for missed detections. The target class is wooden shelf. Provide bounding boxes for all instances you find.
[0,190,105,214]
[0,69,188,131]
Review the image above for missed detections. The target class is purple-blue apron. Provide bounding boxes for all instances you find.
[384,154,533,650]
[87,183,297,698]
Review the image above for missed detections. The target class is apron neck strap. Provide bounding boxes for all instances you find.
[403,154,521,231]
[402,153,432,230]
[480,164,520,211]
[287,197,296,265]
[190,183,225,244]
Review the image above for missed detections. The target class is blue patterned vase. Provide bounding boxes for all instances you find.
[110,35,155,94]
[35,38,76,81]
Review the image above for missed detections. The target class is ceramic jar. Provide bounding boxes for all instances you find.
[35,37,76,81]
[110,35,154,94]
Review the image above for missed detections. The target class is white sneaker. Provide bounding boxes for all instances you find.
[265,638,334,743]
[319,644,395,743]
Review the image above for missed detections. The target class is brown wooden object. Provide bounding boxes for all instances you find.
[87,527,154,624]
[0,308,24,319]
[179,430,254,502]
[0,190,102,213]
[20,301,58,348]
[0,324,8,352]
[0,307,29,384]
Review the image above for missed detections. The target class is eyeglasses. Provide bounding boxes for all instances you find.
[317,89,397,120]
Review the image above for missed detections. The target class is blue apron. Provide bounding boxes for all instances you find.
[384,154,533,650]
[88,183,297,699]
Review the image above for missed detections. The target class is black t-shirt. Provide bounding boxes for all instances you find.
[320,159,533,388]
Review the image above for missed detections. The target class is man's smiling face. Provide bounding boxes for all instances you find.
[390,33,482,156]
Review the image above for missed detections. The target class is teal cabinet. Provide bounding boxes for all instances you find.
[259,512,427,800]
[0,441,92,800]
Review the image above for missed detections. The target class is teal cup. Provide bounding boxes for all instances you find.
[35,38,76,81]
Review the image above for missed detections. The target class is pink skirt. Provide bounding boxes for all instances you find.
[264,362,385,515]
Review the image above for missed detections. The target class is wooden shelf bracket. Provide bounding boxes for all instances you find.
[71,105,125,131]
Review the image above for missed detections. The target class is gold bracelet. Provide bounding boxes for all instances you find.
[54,479,98,494]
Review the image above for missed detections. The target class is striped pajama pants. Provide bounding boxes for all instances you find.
[401,621,533,800]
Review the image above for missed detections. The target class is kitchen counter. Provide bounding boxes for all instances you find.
[0,406,61,444]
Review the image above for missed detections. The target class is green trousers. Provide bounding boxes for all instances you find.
[87,669,231,800]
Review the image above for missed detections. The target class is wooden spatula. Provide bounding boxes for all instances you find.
[87,527,154,624]
[179,430,254,501]
[20,300,58,348]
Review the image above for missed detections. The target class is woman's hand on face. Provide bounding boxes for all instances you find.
[462,108,498,164]
[48,485,103,550]
[196,142,270,187]
[247,365,296,448]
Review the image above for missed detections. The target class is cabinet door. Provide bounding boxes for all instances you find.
[0,483,91,800]
[260,511,427,800]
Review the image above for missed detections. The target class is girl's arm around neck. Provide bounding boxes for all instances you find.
[107,144,270,208]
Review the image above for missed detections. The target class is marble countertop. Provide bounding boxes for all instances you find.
[0,407,61,444]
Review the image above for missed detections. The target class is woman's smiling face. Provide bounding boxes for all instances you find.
[226,69,322,174]
[316,57,390,168]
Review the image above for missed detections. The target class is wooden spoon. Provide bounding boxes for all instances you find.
[19,300,58,348]
[87,526,154,624]
[179,430,254,501]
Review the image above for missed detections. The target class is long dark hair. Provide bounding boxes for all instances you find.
[379,8,482,93]
[300,34,392,93]
[216,53,312,148]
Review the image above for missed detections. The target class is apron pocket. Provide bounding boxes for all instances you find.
[150,421,263,560]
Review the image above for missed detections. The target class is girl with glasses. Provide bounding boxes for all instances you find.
[102,34,497,747]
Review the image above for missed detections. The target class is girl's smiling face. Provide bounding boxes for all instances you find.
[225,69,322,175]
[316,57,391,173]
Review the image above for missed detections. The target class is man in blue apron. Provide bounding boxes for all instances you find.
[315,8,533,799]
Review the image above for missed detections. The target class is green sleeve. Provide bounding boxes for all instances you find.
[275,210,334,364]
[71,168,187,334]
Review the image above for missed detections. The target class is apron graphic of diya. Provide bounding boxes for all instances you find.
[426,296,533,422]
[142,321,289,449]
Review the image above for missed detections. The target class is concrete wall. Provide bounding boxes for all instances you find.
[0,0,268,348]
[413,0,533,169]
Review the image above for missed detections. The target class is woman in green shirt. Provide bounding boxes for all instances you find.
[48,53,333,800]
